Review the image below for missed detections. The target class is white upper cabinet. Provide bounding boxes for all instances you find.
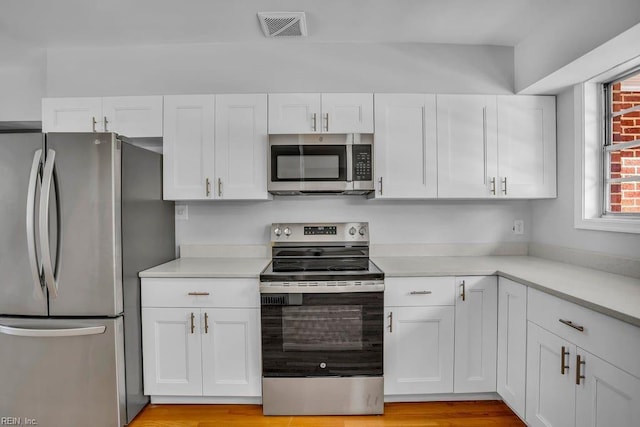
[268,93,373,134]
[42,96,163,137]
[496,96,556,198]
[163,94,215,200]
[163,94,269,201]
[437,94,556,199]
[373,94,438,199]
[42,97,103,133]
[437,95,498,198]
[214,94,269,200]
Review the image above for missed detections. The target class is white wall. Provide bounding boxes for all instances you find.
[0,52,46,121]
[515,0,640,92]
[530,88,640,257]
[177,198,532,247]
[45,42,514,96]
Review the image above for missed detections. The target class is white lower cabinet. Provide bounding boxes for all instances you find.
[525,288,640,427]
[141,278,261,400]
[496,278,527,419]
[384,277,456,395]
[454,276,497,393]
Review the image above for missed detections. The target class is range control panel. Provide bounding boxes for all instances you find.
[271,222,369,242]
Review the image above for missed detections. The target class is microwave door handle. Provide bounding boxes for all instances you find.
[346,146,353,183]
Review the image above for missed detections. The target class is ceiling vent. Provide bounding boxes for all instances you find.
[257,12,308,38]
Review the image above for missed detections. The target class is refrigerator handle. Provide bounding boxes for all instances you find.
[0,324,106,337]
[39,149,59,299]
[26,149,45,298]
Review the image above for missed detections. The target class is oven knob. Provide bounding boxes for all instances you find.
[284,227,292,237]
[359,227,367,236]
[274,227,282,237]
[349,227,357,236]
[320,362,327,369]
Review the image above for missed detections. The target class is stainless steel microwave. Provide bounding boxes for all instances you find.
[268,134,374,195]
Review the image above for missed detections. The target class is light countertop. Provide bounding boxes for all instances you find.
[139,255,640,327]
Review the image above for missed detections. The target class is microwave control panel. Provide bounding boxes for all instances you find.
[352,145,372,181]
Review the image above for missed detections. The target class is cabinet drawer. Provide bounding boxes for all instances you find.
[528,288,640,378]
[142,278,259,308]
[384,277,456,306]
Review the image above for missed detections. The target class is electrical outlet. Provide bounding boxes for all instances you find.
[175,205,189,220]
[513,220,524,235]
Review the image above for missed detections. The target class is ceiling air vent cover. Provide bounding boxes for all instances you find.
[258,12,308,37]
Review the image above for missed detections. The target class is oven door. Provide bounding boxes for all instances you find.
[268,145,351,192]
[261,291,383,378]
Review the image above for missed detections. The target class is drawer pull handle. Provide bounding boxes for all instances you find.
[561,346,570,375]
[188,292,210,296]
[460,280,466,302]
[190,312,195,334]
[576,355,586,385]
[559,319,584,332]
[410,291,432,295]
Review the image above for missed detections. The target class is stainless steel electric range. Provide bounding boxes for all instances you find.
[259,222,385,416]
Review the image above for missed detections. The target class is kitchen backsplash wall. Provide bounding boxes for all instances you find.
[176,198,532,248]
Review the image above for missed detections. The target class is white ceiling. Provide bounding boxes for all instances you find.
[1,0,563,53]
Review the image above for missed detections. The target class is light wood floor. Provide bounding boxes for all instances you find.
[128,401,526,427]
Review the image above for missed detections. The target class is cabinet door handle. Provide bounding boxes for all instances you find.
[206,178,211,197]
[559,318,584,332]
[410,291,432,295]
[576,354,586,385]
[204,312,209,334]
[92,116,97,132]
[218,178,223,197]
[324,113,329,131]
[312,113,317,132]
[190,312,195,334]
[460,280,466,301]
[103,116,109,132]
[490,177,496,195]
[378,177,383,195]
[387,311,393,333]
[561,346,570,375]
[502,177,508,195]
[187,292,210,296]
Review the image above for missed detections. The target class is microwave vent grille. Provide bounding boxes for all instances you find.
[258,12,308,37]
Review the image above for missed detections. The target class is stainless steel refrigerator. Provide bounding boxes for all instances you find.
[0,132,175,427]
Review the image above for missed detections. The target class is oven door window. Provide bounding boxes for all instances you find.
[261,292,383,378]
[271,145,347,181]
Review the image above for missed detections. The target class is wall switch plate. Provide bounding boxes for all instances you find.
[175,205,189,220]
[513,219,524,235]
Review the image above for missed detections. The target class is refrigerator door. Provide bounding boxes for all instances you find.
[45,133,123,316]
[0,317,126,427]
[0,133,48,316]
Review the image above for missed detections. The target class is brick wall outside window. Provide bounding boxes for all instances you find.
[610,82,640,213]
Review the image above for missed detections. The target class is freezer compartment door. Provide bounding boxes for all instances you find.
[0,317,126,427]
[0,134,48,316]
[45,133,123,316]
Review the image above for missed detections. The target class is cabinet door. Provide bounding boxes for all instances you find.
[102,96,163,138]
[163,95,215,200]
[373,94,437,198]
[497,96,556,198]
[497,278,528,419]
[321,93,374,133]
[384,306,454,395]
[437,95,498,198]
[42,97,102,133]
[575,349,640,427]
[214,94,269,200]
[142,308,202,396]
[454,276,498,393]
[526,322,576,427]
[201,308,261,396]
[268,93,321,134]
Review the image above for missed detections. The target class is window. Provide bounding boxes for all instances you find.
[603,69,640,215]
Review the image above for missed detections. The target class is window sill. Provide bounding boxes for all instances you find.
[575,216,640,234]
